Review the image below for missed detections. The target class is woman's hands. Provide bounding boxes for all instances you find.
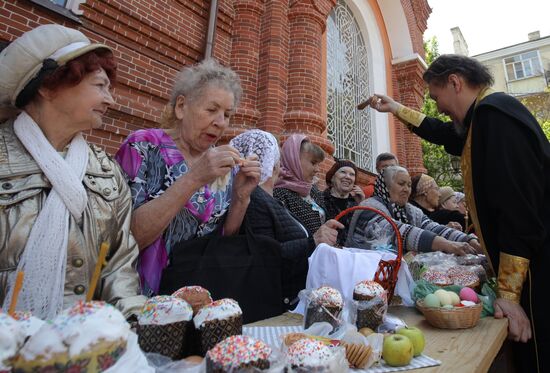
[232,154,261,202]
[313,219,345,246]
[350,185,366,203]
[467,237,483,253]
[446,221,463,231]
[432,236,477,255]
[188,145,244,187]
[221,150,261,236]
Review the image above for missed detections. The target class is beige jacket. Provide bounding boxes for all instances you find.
[0,120,146,318]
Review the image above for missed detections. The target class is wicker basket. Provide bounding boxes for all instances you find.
[416,300,482,329]
[335,206,403,303]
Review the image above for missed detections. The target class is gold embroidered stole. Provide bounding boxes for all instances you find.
[460,87,496,275]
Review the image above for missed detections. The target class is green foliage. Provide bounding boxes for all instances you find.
[420,37,464,191]
[540,120,550,140]
[520,90,550,141]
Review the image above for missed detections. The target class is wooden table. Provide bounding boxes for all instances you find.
[247,306,508,373]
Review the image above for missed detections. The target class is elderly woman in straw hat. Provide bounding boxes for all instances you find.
[115,60,261,296]
[430,186,467,231]
[0,24,145,319]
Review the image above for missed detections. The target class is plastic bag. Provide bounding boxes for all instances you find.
[353,296,388,331]
[145,353,205,373]
[279,329,349,373]
[107,332,155,373]
[148,337,286,373]
[299,288,344,332]
[355,219,397,253]
[480,280,497,317]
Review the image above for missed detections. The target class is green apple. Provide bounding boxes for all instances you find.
[382,334,414,366]
[396,326,425,357]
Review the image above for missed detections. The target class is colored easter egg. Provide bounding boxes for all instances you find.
[448,291,461,306]
[459,287,479,303]
[424,293,440,308]
[460,300,476,307]
[434,289,452,306]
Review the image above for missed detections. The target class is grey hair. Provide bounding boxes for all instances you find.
[382,165,409,186]
[169,59,242,107]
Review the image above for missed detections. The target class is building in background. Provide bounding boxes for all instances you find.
[0,0,430,184]
[452,28,550,98]
[470,31,550,97]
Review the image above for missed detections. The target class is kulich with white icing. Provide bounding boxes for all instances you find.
[287,338,334,367]
[206,335,271,368]
[138,295,193,326]
[311,286,343,308]
[17,323,66,361]
[193,298,242,329]
[19,301,130,360]
[13,311,45,338]
[354,280,386,300]
[0,313,25,369]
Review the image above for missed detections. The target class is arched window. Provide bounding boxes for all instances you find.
[326,0,372,170]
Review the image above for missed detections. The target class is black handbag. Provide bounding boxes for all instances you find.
[159,219,283,323]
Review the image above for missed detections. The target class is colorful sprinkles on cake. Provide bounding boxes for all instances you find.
[354,280,387,299]
[450,271,478,287]
[311,286,343,307]
[139,295,192,325]
[207,335,271,368]
[287,338,334,366]
[422,270,452,286]
[172,286,212,298]
[193,298,242,328]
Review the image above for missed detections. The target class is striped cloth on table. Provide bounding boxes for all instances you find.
[242,326,441,372]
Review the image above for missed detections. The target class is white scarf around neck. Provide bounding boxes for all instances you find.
[2,111,89,319]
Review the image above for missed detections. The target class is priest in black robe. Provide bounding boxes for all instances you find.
[361,54,550,373]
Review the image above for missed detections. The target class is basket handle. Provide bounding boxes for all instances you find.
[334,205,403,301]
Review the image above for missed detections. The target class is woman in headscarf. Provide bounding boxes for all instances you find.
[0,24,145,319]
[273,134,327,236]
[430,186,467,231]
[409,173,440,216]
[346,166,480,255]
[323,159,365,243]
[410,174,463,230]
[115,59,260,296]
[231,130,343,309]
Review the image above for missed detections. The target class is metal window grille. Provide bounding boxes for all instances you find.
[326,0,372,170]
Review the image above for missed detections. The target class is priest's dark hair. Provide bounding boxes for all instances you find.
[423,54,494,88]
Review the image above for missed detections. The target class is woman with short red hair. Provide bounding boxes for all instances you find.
[0,24,145,320]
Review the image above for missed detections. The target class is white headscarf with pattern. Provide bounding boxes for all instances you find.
[230,129,280,184]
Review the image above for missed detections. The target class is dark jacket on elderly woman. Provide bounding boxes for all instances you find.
[273,187,325,236]
[244,186,316,310]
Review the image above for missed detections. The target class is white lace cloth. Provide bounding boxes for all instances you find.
[3,111,89,320]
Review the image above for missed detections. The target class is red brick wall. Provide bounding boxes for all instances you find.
[392,0,431,175]
[0,0,429,180]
